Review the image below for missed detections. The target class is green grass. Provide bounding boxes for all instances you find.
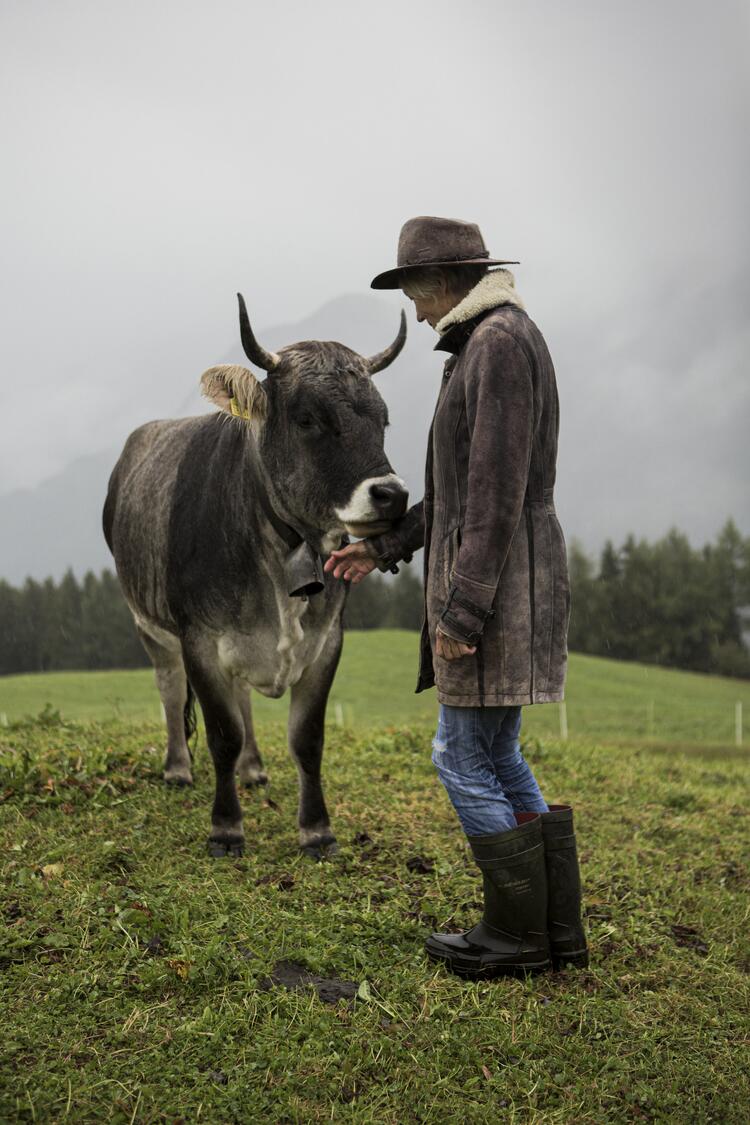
[1,632,749,747]
[1,710,748,1122]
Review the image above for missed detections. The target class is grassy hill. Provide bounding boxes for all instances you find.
[1,636,749,1118]
[1,631,748,748]
[0,706,748,1120]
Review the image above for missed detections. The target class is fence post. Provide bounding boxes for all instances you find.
[736,701,743,748]
[559,701,568,741]
[647,698,655,739]
[334,702,344,728]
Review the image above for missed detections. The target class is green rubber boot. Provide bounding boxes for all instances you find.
[425,813,552,977]
[541,804,589,969]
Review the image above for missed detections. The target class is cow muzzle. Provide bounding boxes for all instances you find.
[334,473,409,538]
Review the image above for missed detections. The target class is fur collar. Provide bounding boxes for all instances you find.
[436,269,524,335]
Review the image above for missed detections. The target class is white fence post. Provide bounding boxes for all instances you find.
[559,701,568,741]
[647,698,655,739]
[334,702,344,728]
[736,701,743,748]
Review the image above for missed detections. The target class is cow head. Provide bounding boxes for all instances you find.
[200,294,409,550]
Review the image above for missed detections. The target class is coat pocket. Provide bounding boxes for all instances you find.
[447,525,461,584]
[427,524,462,628]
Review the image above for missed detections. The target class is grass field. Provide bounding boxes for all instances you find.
[1,641,749,1121]
[1,631,749,748]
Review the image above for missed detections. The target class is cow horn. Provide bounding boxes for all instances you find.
[366,310,407,374]
[237,293,280,372]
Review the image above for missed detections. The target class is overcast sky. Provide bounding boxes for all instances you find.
[1,0,748,552]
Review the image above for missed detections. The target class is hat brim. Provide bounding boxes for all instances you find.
[370,257,519,290]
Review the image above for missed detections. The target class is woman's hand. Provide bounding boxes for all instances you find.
[324,540,378,584]
[436,625,477,661]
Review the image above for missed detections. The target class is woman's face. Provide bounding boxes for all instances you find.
[403,283,458,330]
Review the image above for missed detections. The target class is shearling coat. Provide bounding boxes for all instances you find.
[371,270,570,707]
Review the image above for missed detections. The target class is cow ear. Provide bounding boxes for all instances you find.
[200,364,268,423]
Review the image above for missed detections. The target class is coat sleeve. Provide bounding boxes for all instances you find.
[366,500,425,572]
[438,326,534,644]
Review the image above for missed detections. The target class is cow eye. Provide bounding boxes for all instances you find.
[295,412,316,430]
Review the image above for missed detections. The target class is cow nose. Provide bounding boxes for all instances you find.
[369,480,408,520]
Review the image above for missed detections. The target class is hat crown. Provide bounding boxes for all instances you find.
[370,215,516,289]
[397,216,488,268]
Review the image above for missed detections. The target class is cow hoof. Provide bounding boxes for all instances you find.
[165,774,193,788]
[300,838,339,862]
[239,772,268,789]
[207,839,245,858]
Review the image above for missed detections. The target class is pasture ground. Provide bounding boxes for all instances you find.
[0,645,748,1121]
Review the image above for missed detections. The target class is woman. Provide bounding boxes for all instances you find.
[325,216,587,977]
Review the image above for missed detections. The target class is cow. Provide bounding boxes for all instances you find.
[103,295,408,859]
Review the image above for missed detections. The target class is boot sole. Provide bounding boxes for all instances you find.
[552,948,589,970]
[426,944,551,978]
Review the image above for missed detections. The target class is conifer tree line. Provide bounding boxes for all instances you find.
[568,520,750,678]
[0,566,425,675]
[0,521,747,677]
[0,570,147,674]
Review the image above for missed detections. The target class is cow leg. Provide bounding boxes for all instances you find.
[182,646,245,857]
[137,626,193,787]
[235,689,268,787]
[287,625,343,860]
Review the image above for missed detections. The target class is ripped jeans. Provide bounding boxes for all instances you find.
[431,704,548,836]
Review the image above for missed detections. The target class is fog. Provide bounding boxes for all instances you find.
[1,0,748,577]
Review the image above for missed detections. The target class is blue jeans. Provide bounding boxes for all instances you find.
[431,704,548,836]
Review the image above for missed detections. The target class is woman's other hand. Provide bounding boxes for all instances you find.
[436,625,477,661]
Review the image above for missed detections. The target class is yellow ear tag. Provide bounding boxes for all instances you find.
[229,397,252,420]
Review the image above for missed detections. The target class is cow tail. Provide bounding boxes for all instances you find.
[183,680,197,760]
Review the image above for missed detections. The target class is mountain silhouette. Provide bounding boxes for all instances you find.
[0,294,441,583]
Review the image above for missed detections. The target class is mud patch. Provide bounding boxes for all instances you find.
[406,855,434,874]
[670,924,708,956]
[259,959,358,1004]
[142,933,164,956]
[255,872,295,891]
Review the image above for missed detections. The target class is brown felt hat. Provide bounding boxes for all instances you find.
[370,215,518,290]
